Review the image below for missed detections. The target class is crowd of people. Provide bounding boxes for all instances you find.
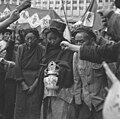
[0,0,120,119]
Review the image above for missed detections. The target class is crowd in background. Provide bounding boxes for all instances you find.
[0,0,120,119]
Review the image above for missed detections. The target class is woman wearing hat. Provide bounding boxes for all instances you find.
[39,20,76,119]
[14,28,43,119]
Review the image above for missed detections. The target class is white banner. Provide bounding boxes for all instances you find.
[18,10,29,23]
[0,7,52,30]
[3,7,11,17]
[40,15,51,29]
[28,13,40,28]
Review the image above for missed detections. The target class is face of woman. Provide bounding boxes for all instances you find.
[25,32,38,48]
[46,31,61,47]
[75,32,89,46]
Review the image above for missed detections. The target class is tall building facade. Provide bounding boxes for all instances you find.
[0,0,115,21]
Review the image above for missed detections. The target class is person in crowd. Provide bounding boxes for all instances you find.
[0,10,19,34]
[60,38,120,75]
[3,27,18,119]
[14,28,43,119]
[39,20,76,119]
[0,9,19,119]
[98,0,120,42]
[0,1,31,118]
[72,26,108,119]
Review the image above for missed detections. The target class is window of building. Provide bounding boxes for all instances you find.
[105,6,108,8]
[110,0,113,2]
[79,0,84,3]
[73,6,77,10]
[73,1,77,4]
[79,6,83,10]
[49,7,53,9]
[35,1,41,4]
[12,0,17,4]
[56,1,60,4]
[99,0,102,2]
[43,1,47,4]
[98,6,103,9]
[55,7,59,9]
[50,1,54,4]
[62,1,65,4]
[86,0,90,3]
[6,0,10,3]
[66,6,71,10]
[67,1,71,4]
[105,0,108,2]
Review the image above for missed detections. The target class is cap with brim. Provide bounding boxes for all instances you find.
[72,26,96,40]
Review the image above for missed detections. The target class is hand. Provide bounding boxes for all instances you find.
[4,60,15,67]
[60,41,71,50]
[27,85,36,95]
[27,77,38,95]
[9,9,20,22]
[16,0,31,13]
[21,81,29,92]
[60,41,80,52]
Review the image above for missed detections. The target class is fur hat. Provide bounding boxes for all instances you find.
[24,28,40,39]
[48,20,66,35]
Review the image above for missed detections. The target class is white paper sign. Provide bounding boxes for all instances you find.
[3,7,11,17]
[82,11,95,27]
[28,13,40,28]
[40,15,51,29]
[18,10,29,23]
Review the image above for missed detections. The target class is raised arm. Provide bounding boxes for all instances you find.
[0,9,19,32]
[61,41,120,63]
[80,42,119,63]
[0,0,31,32]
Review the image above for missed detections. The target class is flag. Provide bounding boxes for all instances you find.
[39,15,51,29]
[3,7,11,17]
[18,10,29,23]
[61,0,71,41]
[82,0,103,30]
[28,13,40,28]
[63,25,71,41]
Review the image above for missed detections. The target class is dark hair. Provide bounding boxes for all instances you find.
[24,28,40,39]
[115,0,120,9]
[2,29,13,34]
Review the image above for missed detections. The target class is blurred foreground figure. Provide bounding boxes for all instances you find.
[0,1,31,119]
[102,62,120,119]
[98,0,120,42]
